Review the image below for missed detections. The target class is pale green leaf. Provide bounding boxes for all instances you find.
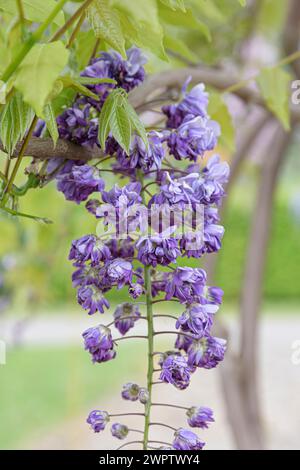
[159,0,186,11]
[60,76,99,100]
[110,106,131,154]
[43,103,58,147]
[159,5,211,41]
[208,92,235,152]
[98,92,118,150]
[78,77,117,86]
[0,91,34,155]
[0,0,64,27]
[86,0,126,57]
[122,99,148,148]
[257,67,291,130]
[163,34,197,63]
[14,41,69,117]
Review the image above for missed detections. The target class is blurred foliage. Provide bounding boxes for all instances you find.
[0,342,145,449]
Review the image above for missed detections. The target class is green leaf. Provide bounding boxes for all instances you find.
[78,77,117,86]
[86,0,126,57]
[122,99,148,148]
[159,5,211,41]
[238,0,246,6]
[115,0,168,60]
[208,92,235,152]
[0,0,64,27]
[43,103,58,147]
[159,0,186,11]
[60,76,99,100]
[0,91,34,155]
[257,67,291,130]
[110,106,131,154]
[163,34,197,63]
[98,92,118,150]
[14,41,69,117]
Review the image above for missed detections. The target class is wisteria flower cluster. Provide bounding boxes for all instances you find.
[49,47,229,450]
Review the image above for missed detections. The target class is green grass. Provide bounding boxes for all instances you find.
[0,342,145,449]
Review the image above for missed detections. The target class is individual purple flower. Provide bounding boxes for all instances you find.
[176,303,218,336]
[167,115,220,161]
[121,382,140,401]
[72,264,99,288]
[186,406,214,429]
[56,163,104,204]
[173,428,205,450]
[87,410,109,432]
[114,302,141,335]
[57,104,99,147]
[138,387,149,404]
[77,285,110,314]
[82,325,116,363]
[136,233,180,267]
[160,354,191,390]
[116,131,165,173]
[104,238,135,260]
[128,282,144,299]
[69,235,111,266]
[163,83,209,128]
[207,286,224,305]
[187,335,226,369]
[165,267,207,304]
[105,258,133,289]
[111,423,129,440]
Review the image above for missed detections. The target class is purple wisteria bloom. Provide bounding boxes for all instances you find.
[186,406,214,429]
[77,285,110,314]
[114,302,141,335]
[57,104,99,147]
[165,267,207,304]
[56,163,104,204]
[207,286,224,305]
[82,325,115,363]
[121,382,140,401]
[167,115,220,161]
[136,233,180,267]
[187,335,227,369]
[128,282,144,299]
[163,83,209,128]
[176,303,218,336]
[111,423,129,440]
[116,131,165,173]
[69,235,111,266]
[104,258,133,289]
[160,354,191,390]
[173,428,205,450]
[87,410,109,433]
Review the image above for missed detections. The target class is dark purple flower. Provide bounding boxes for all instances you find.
[128,282,144,299]
[56,163,104,204]
[114,302,141,335]
[121,382,140,401]
[167,115,220,161]
[160,354,191,390]
[105,258,133,289]
[82,325,116,363]
[173,428,205,450]
[163,83,209,128]
[72,264,99,288]
[136,233,180,267]
[176,303,218,336]
[186,406,214,429]
[165,267,207,304]
[111,423,129,440]
[116,131,165,173]
[87,410,109,432]
[77,285,109,314]
[69,235,111,266]
[187,335,226,369]
[57,104,99,147]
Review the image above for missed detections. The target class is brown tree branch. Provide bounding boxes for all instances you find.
[0,137,104,161]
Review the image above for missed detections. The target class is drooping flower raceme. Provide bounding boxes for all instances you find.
[51,47,229,450]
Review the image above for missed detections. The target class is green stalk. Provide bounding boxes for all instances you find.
[143,264,154,450]
[1,0,68,83]
[139,172,154,450]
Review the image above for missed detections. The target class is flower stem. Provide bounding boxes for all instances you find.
[152,403,188,411]
[149,422,176,432]
[143,263,154,450]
